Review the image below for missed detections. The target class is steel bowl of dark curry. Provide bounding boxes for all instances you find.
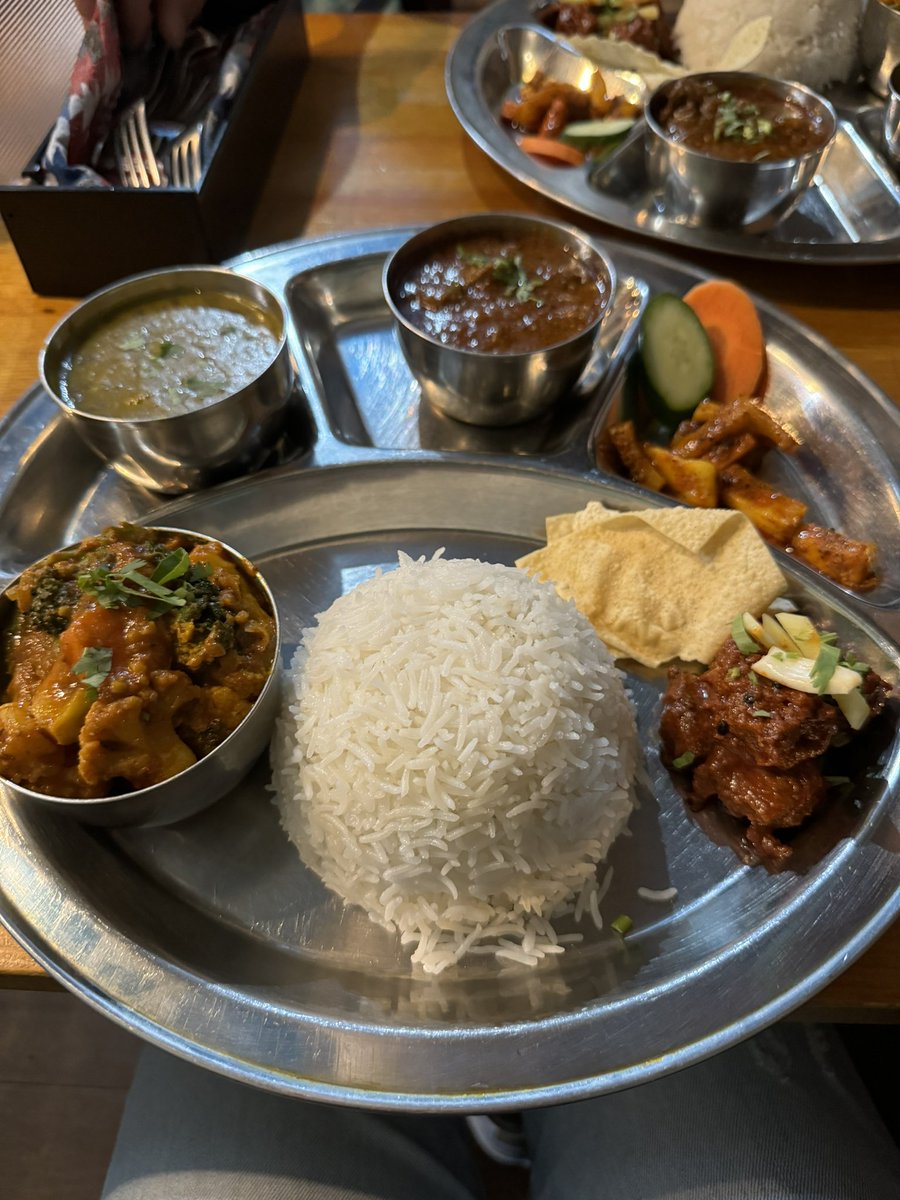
[40,266,295,494]
[644,72,837,232]
[383,213,616,426]
[0,524,280,827]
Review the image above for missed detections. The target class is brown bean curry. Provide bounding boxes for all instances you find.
[396,233,605,353]
[0,525,276,799]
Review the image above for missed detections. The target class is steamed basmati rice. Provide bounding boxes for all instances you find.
[272,553,639,975]
[674,0,864,91]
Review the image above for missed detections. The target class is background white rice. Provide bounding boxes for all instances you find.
[272,553,638,975]
[674,0,865,90]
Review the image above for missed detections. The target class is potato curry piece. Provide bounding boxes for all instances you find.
[0,525,276,799]
[604,397,879,592]
[500,69,641,139]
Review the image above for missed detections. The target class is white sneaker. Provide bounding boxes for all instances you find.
[465,1114,531,1168]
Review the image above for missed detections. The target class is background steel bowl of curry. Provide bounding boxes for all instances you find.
[644,72,837,232]
[383,213,616,427]
[861,0,900,99]
[40,266,294,494]
[0,524,281,827]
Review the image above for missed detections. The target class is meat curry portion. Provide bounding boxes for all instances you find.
[660,636,890,866]
[0,525,276,799]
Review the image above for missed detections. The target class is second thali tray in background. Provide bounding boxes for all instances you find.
[445,0,900,265]
[0,228,898,1109]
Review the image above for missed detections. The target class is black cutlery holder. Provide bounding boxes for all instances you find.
[0,0,307,297]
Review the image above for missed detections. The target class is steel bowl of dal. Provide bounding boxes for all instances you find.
[40,266,294,494]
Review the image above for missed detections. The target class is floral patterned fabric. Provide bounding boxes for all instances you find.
[38,0,122,186]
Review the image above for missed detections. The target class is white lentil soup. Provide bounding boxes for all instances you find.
[61,293,281,420]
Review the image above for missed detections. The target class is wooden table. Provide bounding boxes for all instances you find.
[0,12,898,1016]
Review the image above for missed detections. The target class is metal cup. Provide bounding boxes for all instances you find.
[884,62,900,167]
[861,0,900,99]
[40,266,294,495]
[644,72,837,233]
[0,527,281,827]
[383,213,616,428]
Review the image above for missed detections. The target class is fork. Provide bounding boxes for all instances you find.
[169,123,203,189]
[114,100,162,188]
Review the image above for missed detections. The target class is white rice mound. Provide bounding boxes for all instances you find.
[674,0,864,91]
[272,552,638,976]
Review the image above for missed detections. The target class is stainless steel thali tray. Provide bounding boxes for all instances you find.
[0,228,898,1110]
[446,0,900,264]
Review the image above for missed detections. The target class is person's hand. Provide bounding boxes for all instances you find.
[74,0,206,49]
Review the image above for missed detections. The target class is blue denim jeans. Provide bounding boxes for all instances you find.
[102,1024,900,1200]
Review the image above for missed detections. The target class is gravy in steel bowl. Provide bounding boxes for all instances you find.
[655,77,832,163]
[61,293,280,420]
[394,232,606,354]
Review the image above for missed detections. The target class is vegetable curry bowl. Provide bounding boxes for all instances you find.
[383,213,616,426]
[0,524,280,826]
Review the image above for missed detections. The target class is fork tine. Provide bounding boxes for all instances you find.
[115,101,161,188]
[133,101,161,187]
[115,118,142,188]
[171,125,202,189]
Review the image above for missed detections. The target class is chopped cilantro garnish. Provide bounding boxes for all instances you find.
[714,92,774,145]
[78,548,209,618]
[152,547,192,586]
[117,332,146,352]
[811,643,840,693]
[72,645,112,692]
[457,247,543,303]
[839,652,869,675]
[183,375,226,398]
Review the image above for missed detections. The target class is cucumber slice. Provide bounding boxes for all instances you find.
[561,118,637,145]
[640,293,715,423]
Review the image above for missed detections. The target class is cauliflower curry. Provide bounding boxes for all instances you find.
[0,525,276,799]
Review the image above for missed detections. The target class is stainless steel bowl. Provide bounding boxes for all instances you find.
[645,72,837,232]
[884,62,900,166]
[382,213,616,427]
[862,0,900,99]
[0,527,281,827]
[40,267,294,494]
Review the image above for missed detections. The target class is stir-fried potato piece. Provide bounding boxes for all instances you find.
[675,397,799,461]
[603,375,879,590]
[790,525,878,591]
[719,465,807,545]
[646,446,718,507]
[607,421,665,491]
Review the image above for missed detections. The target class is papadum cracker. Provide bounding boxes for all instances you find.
[518,504,785,667]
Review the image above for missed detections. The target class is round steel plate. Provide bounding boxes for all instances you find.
[0,459,898,1110]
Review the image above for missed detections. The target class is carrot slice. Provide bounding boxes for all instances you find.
[682,279,767,404]
[518,136,585,167]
